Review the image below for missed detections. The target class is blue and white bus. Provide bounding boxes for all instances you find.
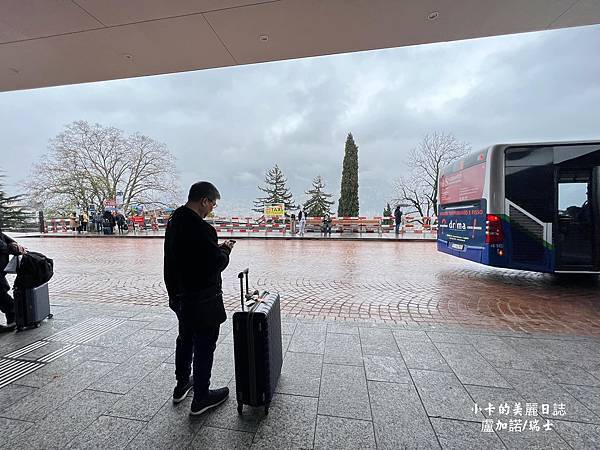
[437,141,600,273]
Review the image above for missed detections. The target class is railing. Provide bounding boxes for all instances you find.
[42,215,438,234]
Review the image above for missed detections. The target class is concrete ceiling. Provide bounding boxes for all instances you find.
[1,0,600,92]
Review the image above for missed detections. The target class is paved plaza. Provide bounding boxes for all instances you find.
[0,236,599,448]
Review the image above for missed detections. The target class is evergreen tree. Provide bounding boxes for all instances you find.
[383,203,392,217]
[0,173,28,230]
[382,202,393,225]
[253,164,295,213]
[303,176,334,217]
[337,133,359,216]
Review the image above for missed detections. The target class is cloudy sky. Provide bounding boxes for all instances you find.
[1,24,599,216]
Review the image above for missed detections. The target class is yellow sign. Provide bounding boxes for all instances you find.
[264,203,285,217]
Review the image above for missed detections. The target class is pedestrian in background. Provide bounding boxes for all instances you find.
[322,214,332,237]
[394,205,403,235]
[298,207,306,236]
[82,212,89,232]
[164,181,235,416]
[69,213,77,232]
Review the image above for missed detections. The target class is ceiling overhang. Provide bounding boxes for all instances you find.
[1,0,600,92]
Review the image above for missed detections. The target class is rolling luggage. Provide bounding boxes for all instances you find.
[14,282,52,330]
[233,268,283,415]
[7,254,53,330]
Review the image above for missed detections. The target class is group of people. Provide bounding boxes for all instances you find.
[67,211,129,234]
[291,209,333,237]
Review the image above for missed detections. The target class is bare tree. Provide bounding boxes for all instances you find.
[392,132,470,217]
[24,121,180,215]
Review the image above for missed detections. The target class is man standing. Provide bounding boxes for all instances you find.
[164,182,235,416]
[298,207,306,236]
[0,227,27,332]
[394,205,403,235]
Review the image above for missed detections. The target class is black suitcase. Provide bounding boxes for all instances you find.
[233,268,283,415]
[14,282,53,330]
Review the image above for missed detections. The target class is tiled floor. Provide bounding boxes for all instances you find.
[8,237,600,334]
[0,301,599,449]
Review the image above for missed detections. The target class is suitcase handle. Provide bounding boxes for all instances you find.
[238,269,249,311]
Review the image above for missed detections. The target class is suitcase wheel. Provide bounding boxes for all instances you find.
[237,403,243,415]
[48,314,54,319]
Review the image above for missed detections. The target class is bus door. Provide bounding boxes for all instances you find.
[555,168,600,271]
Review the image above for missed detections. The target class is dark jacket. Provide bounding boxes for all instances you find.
[394,208,403,224]
[0,231,18,291]
[164,206,231,328]
[0,231,17,272]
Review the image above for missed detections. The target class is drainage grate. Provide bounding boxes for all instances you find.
[37,344,79,363]
[4,341,49,359]
[46,317,126,344]
[0,358,43,389]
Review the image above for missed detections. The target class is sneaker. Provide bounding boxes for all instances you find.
[0,323,16,333]
[172,377,193,404]
[190,387,229,416]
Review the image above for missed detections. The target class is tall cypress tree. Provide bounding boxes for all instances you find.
[253,164,295,213]
[337,132,359,216]
[0,174,28,230]
[303,176,334,217]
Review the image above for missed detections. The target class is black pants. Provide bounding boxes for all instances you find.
[175,318,220,399]
[0,277,15,323]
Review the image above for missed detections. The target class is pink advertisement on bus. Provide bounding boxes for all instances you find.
[439,162,486,204]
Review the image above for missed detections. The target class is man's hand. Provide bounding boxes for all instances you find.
[220,240,235,251]
[10,243,27,255]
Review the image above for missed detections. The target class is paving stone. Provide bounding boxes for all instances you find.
[84,321,150,348]
[533,360,600,387]
[430,418,503,449]
[464,385,526,418]
[435,343,511,388]
[318,364,371,420]
[359,328,399,356]
[363,355,410,383]
[391,329,430,342]
[211,343,235,389]
[411,369,484,422]
[282,333,292,354]
[190,426,253,449]
[66,415,144,449]
[426,331,477,345]
[326,323,358,335]
[90,346,173,394]
[395,340,451,372]
[252,393,318,449]
[107,363,174,421]
[148,329,178,349]
[314,415,376,449]
[8,390,121,450]
[553,420,600,449]
[277,352,322,397]
[470,336,536,371]
[127,397,204,449]
[0,417,34,449]
[2,360,118,421]
[324,333,362,366]
[368,381,439,449]
[281,321,298,335]
[0,384,37,413]
[501,369,600,424]
[288,323,327,355]
[560,384,600,418]
[204,379,264,433]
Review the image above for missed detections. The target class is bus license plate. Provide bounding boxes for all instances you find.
[451,243,464,251]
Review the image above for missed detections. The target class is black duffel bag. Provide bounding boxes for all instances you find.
[14,251,54,289]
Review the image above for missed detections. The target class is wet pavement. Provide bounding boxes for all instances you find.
[1,237,599,448]
[7,236,600,335]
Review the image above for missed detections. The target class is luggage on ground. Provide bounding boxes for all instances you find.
[14,282,52,330]
[233,268,283,415]
[9,253,53,330]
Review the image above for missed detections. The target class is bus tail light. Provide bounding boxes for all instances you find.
[485,214,504,244]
